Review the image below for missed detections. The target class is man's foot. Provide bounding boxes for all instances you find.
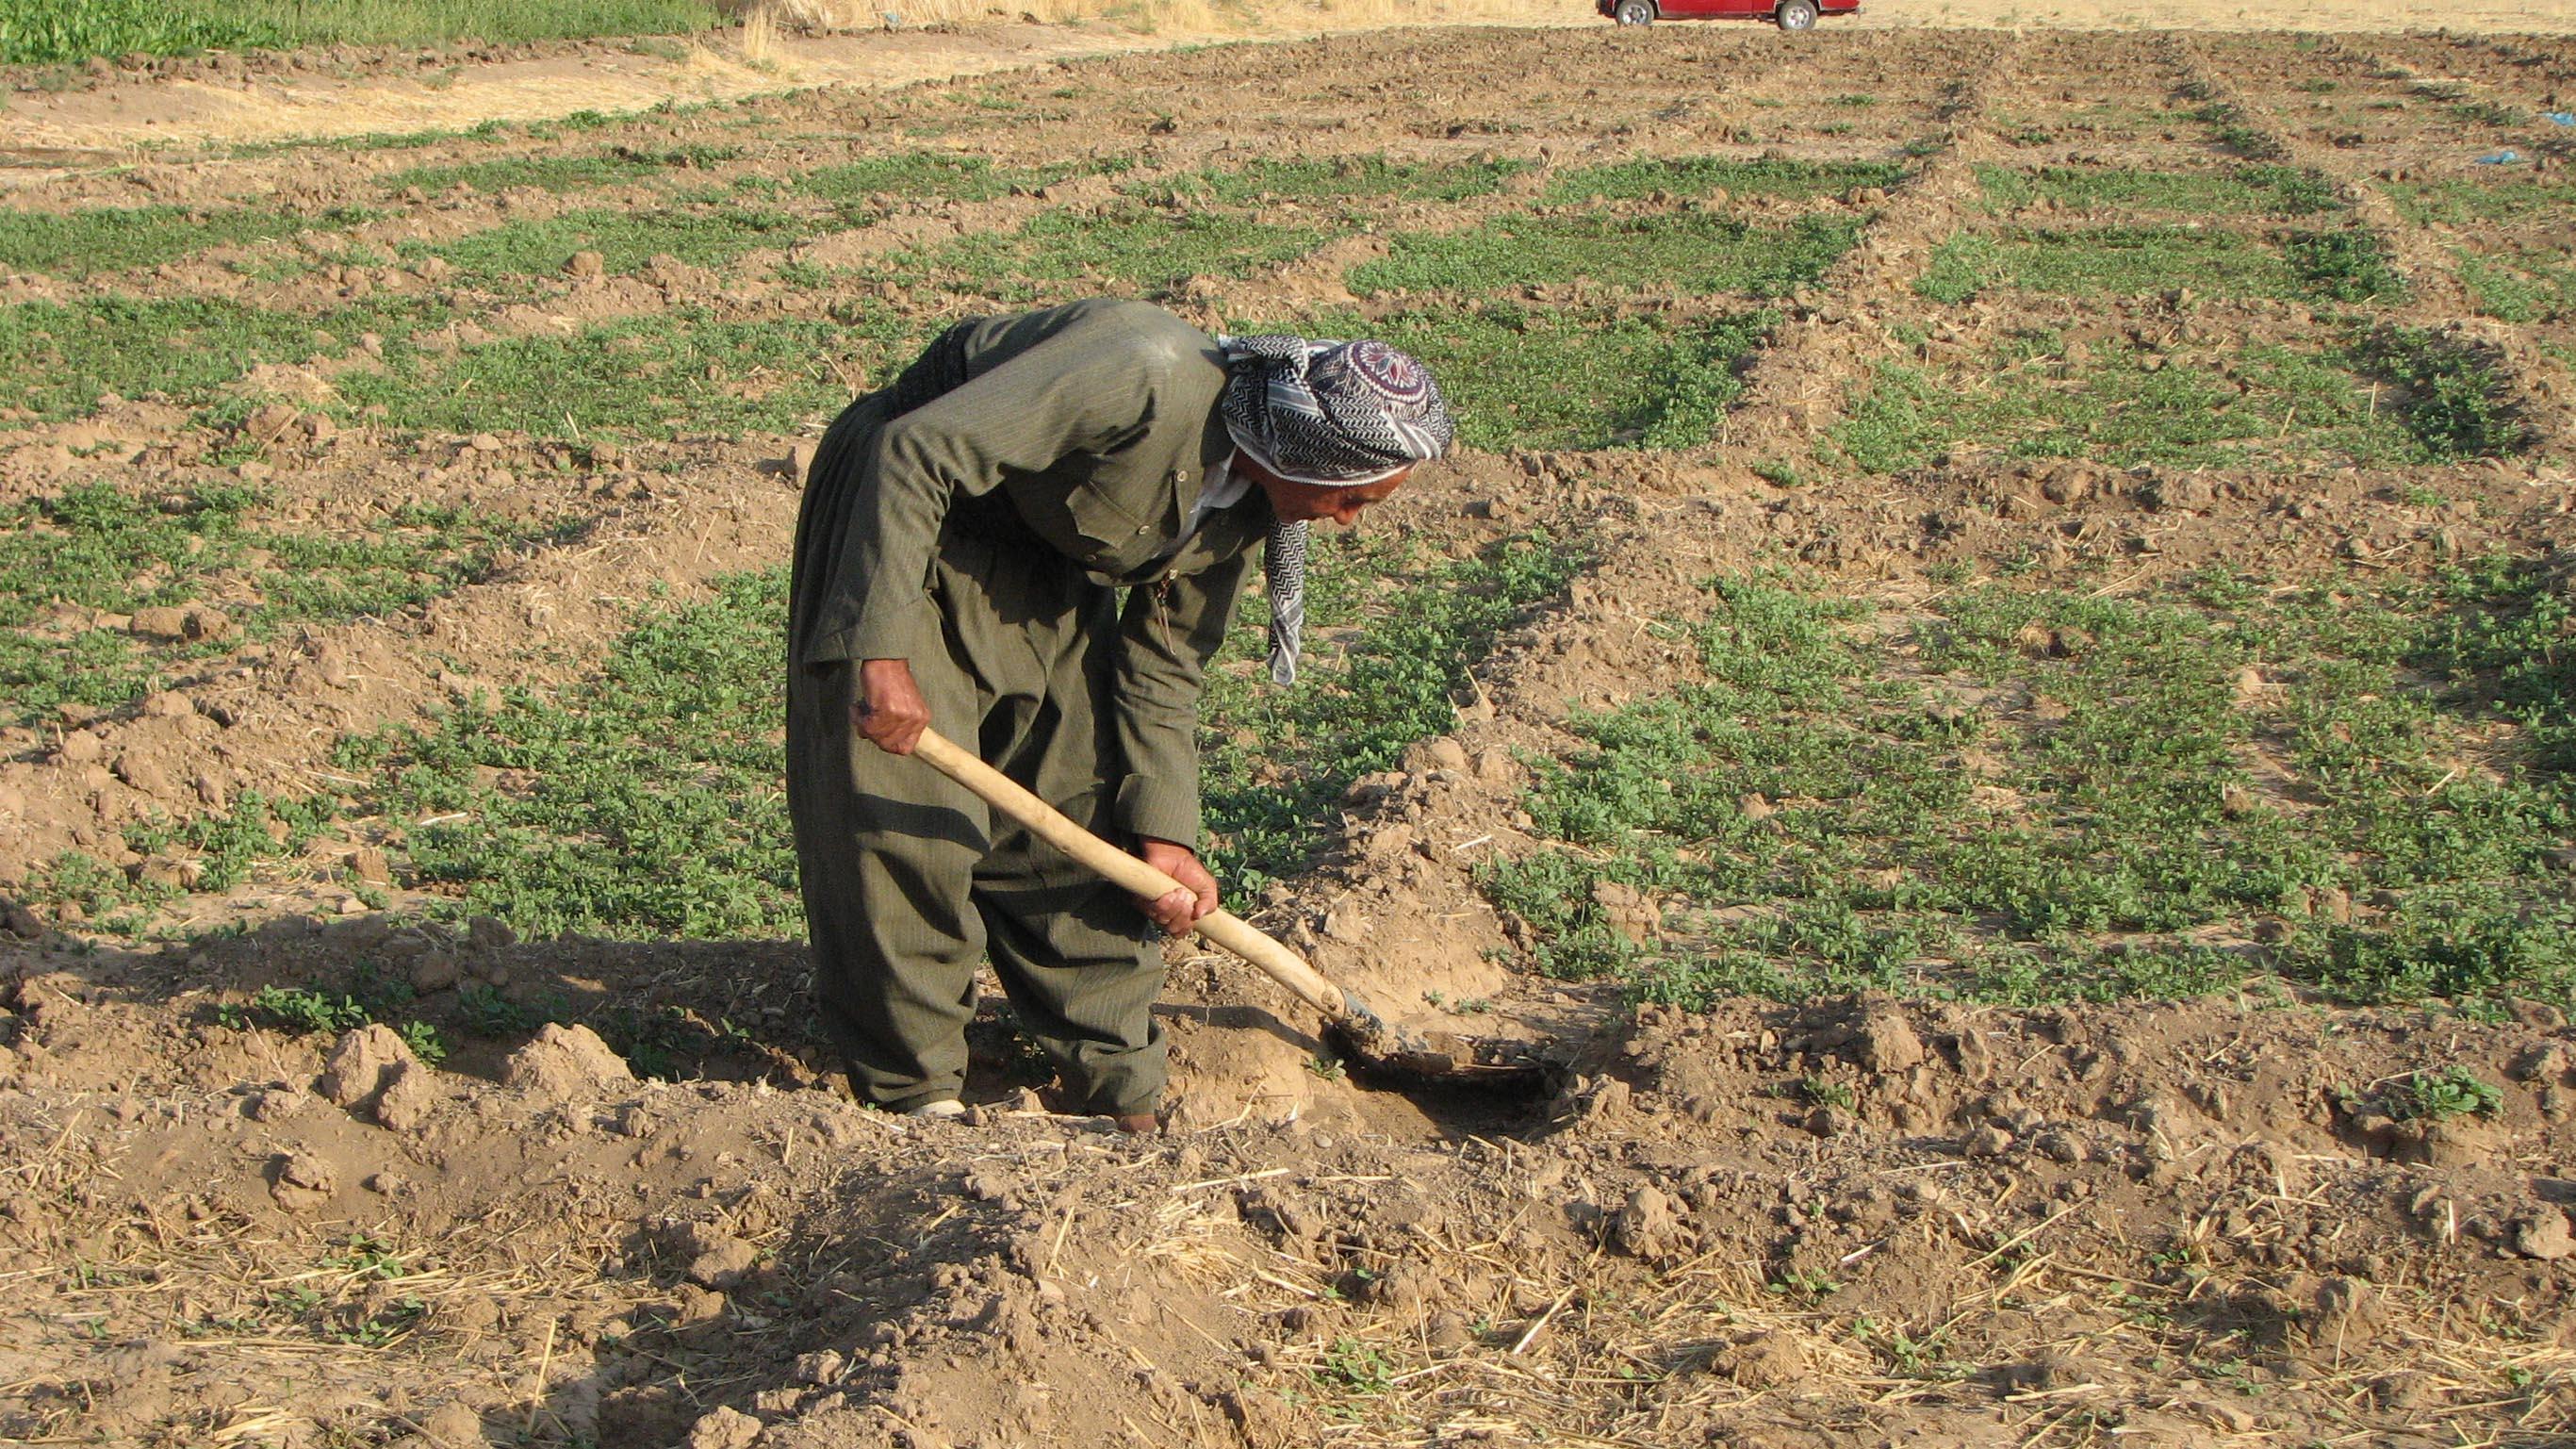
[905,1098,967,1119]
[1110,1112,1160,1135]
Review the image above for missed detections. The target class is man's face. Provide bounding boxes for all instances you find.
[1243,460,1413,526]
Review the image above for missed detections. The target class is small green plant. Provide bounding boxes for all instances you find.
[1766,1267,1843,1300]
[332,1232,408,1280]
[1795,1075,1857,1110]
[1304,1055,1348,1081]
[456,983,561,1038]
[395,1019,448,1066]
[223,986,371,1037]
[1315,1336,1396,1395]
[2350,1066,2505,1122]
[1749,456,1805,488]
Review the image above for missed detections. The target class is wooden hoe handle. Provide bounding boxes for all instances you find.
[908,728,1350,1020]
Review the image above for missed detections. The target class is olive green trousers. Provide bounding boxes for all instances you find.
[785,415,1167,1116]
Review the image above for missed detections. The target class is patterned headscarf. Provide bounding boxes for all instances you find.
[1217,335,1453,685]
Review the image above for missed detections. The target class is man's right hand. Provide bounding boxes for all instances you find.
[855,658,929,754]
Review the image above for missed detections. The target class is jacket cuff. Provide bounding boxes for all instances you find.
[1114,776,1200,850]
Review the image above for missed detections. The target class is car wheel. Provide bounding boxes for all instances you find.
[1777,0,1818,28]
[1614,0,1654,24]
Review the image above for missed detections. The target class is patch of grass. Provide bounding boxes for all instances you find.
[217,985,370,1036]
[911,205,1327,301]
[1542,156,1903,204]
[1283,301,1774,453]
[334,570,802,940]
[1970,163,2339,217]
[2386,178,2576,227]
[404,201,813,282]
[1916,225,2306,305]
[1,0,279,63]
[1197,532,1584,897]
[0,481,575,726]
[2281,227,2405,304]
[1484,568,2576,1010]
[2,0,722,63]
[0,205,379,279]
[2360,325,2528,461]
[2187,100,2285,160]
[2457,247,2575,324]
[1349,212,1859,299]
[340,305,919,441]
[378,145,730,196]
[794,151,1113,206]
[1823,330,2431,474]
[0,294,423,425]
[1159,155,1528,206]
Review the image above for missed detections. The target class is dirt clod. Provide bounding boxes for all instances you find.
[269,1151,337,1210]
[668,1221,762,1289]
[1711,1332,1804,1389]
[1610,1185,1688,1260]
[686,1405,762,1449]
[317,1024,420,1110]
[2514,1210,2575,1261]
[374,1060,442,1134]
[502,1023,634,1098]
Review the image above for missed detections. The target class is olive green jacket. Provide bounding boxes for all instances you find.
[794,299,1270,848]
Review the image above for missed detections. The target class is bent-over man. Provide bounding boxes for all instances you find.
[786,298,1452,1131]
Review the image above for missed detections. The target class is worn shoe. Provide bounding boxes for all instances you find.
[905,1098,967,1120]
[1110,1112,1160,1135]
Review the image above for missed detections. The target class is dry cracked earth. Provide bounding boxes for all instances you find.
[3,23,2576,1449]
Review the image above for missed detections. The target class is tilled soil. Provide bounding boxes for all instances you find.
[3,22,2574,1449]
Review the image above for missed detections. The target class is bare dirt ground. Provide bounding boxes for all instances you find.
[2,16,2575,1449]
[5,0,2569,160]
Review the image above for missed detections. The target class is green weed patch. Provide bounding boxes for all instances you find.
[1824,330,2429,473]
[2458,247,2575,325]
[1484,569,2576,1010]
[38,790,338,936]
[0,480,577,727]
[1544,157,1902,205]
[2,0,721,63]
[1971,163,2340,218]
[378,146,730,197]
[0,205,378,279]
[1349,212,1859,299]
[1157,156,1527,206]
[1917,225,2301,305]
[339,306,917,440]
[1197,534,1584,897]
[334,571,798,940]
[2281,227,2404,304]
[1280,301,1773,453]
[794,152,1097,206]
[2360,326,2530,461]
[405,201,813,282]
[2387,178,2576,228]
[0,295,423,425]
[912,206,1327,301]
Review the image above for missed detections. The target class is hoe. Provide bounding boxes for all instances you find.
[911,728,1553,1092]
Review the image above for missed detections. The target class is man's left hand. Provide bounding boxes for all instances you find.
[1136,838,1219,937]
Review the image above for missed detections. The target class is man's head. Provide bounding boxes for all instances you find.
[1234,456,1411,526]
[1218,335,1452,526]
[1217,332,1452,686]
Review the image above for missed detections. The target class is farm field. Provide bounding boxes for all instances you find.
[2,20,2575,1448]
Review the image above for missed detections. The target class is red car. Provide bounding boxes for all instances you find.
[1601,0,1855,27]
